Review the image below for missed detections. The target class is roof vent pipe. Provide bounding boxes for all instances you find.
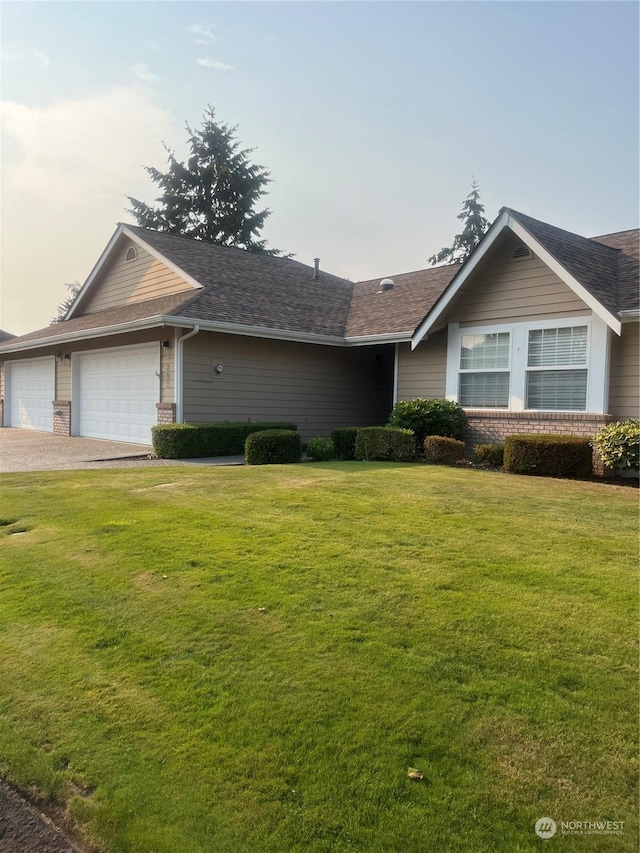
[313,258,320,281]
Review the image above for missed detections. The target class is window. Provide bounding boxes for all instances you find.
[526,326,587,411]
[459,332,510,408]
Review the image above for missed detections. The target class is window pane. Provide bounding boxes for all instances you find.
[526,370,587,411]
[460,372,510,408]
[528,326,587,367]
[460,332,510,369]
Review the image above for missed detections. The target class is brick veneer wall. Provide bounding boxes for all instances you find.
[53,401,72,436]
[464,410,616,474]
[156,402,176,424]
[0,399,3,427]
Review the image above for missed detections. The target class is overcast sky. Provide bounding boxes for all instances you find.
[1,0,638,336]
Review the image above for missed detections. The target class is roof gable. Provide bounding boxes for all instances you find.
[412,209,633,347]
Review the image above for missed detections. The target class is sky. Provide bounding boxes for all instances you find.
[1,0,638,336]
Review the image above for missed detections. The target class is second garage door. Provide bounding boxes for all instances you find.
[7,357,55,432]
[76,344,159,445]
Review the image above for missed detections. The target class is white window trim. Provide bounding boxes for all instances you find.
[446,315,609,413]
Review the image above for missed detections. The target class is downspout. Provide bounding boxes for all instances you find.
[175,325,200,423]
[392,343,399,407]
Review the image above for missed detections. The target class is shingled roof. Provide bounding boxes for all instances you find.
[1,212,637,354]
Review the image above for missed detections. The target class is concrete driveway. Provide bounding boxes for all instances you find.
[0,429,244,472]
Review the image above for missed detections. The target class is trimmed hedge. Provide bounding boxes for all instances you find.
[388,398,467,446]
[424,435,466,464]
[306,436,335,461]
[151,422,297,459]
[354,426,416,462]
[503,434,593,479]
[592,419,640,472]
[331,427,361,461]
[245,430,302,465]
[473,444,505,467]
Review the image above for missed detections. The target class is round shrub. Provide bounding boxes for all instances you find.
[354,426,416,462]
[473,444,505,467]
[306,436,335,461]
[245,430,302,465]
[592,419,639,472]
[503,434,593,479]
[388,398,467,447]
[424,435,466,464]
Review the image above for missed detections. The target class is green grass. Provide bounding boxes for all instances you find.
[0,463,637,852]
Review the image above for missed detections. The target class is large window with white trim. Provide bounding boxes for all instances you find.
[525,325,588,411]
[459,332,510,408]
[446,316,608,413]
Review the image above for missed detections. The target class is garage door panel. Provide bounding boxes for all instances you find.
[77,344,159,445]
[8,358,55,431]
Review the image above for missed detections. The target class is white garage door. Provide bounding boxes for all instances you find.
[8,357,55,431]
[77,344,159,445]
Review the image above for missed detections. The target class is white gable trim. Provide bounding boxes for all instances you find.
[411,211,622,349]
[66,224,202,320]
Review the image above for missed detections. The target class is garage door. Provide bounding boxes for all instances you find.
[7,357,55,431]
[77,344,159,445]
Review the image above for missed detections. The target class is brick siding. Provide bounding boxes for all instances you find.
[52,401,72,436]
[156,402,176,424]
[464,410,616,475]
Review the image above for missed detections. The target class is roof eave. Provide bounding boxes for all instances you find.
[0,316,166,354]
[159,315,348,347]
[620,309,640,322]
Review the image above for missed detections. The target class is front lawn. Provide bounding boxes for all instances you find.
[0,463,636,852]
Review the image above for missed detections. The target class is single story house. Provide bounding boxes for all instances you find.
[0,207,637,447]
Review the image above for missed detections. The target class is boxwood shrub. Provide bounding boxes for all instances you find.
[306,436,335,461]
[151,422,297,459]
[388,398,467,446]
[245,430,302,465]
[591,419,640,473]
[331,427,361,461]
[424,435,466,464]
[473,443,505,467]
[503,434,593,479]
[354,426,416,462]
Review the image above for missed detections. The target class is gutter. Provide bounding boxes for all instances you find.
[175,325,200,423]
[620,310,640,322]
[0,316,167,355]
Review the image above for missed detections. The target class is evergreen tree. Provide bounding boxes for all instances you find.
[428,180,490,266]
[127,107,286,255]
[51,281,81,324]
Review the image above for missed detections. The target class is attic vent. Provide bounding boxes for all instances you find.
[125,246,138,263]
[378,278,394,292]
[511,245,532,261]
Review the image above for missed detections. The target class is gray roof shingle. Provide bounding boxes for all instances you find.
[1,214,637,353]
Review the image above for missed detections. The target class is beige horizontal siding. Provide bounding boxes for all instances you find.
[396,329,447,401]
[609,321,639,419]
[56,360,71,399]
[81,241,194,313]
[183,332,393,440]
[451,237,589,326]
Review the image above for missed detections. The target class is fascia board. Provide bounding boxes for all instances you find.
[0,317,166,354]
[620,310,640,322]
[121,226,204,292]
[411,209,511,350]
[159,315,347,347]
[66,225,125,319]
[344,332,412,346]
[507,217,622,336]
